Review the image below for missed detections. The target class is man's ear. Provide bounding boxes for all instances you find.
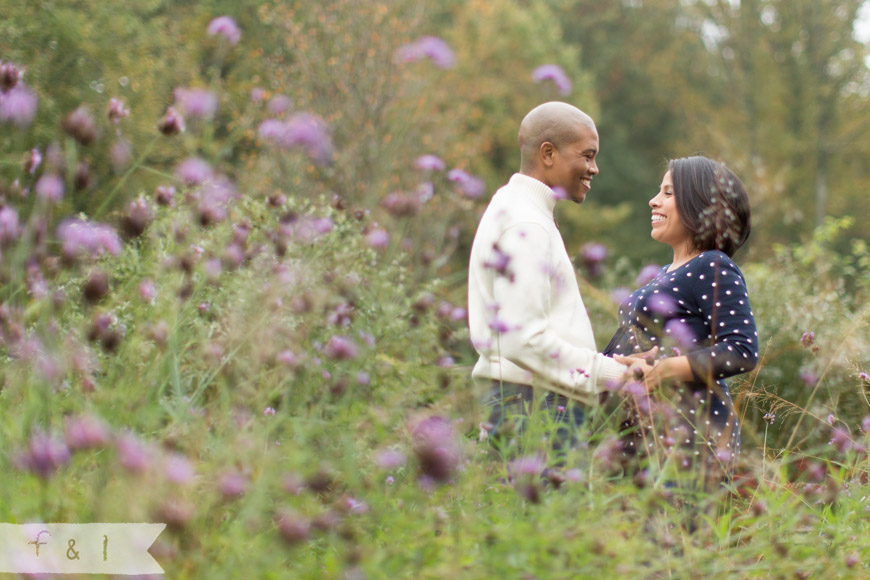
[540,142,556,168]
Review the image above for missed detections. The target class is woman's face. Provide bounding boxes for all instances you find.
[649,171,693,250]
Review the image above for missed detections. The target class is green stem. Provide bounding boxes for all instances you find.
[94,135,161,217]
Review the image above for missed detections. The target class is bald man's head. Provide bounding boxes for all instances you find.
[518,102,596,173]
[517,102,600,203]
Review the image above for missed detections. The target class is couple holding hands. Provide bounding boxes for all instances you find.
[468,102,757,487]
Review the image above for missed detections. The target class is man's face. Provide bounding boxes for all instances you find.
[548,124,599,204]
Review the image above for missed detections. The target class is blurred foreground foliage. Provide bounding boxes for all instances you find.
[1,0,870,578]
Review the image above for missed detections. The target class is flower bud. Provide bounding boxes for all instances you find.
[62,106,98,145]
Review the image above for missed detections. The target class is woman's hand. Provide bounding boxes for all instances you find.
[614,354,659,391]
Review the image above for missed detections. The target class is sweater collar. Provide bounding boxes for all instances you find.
[508,173,558,214]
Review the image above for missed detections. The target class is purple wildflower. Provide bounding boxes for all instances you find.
[158,106,185,135]
[483,244,512,279]
[284,113,333,164]
[551,186,568,200]
[324,335,359,360]
[386,475,395,485]
[650,294,678,316]
[277,350,302,368]
[165,453,195,485]
[488,315,514,334]
[635,264,661,286]
[249,87,266,103]
[410,415,460,483]
[276,509,310,545]
[108,97,130,123]
[356,371,370,385]
[831,427,853,453]
[116,432,150,473]
[110,138,133,172]
[219,471,248,499]
[415,154,446,172]
[450,307,467,321]
[267,94,293,115]
[264,406,276,416]
[763,412,776,425]
[57,218,122,261]
[508,455,546,479]
[447,168,486,198]
[25,147,42,174]
[65,414,110,451]
[155,185,176,206]
[174,87,218,120]
[17,430,71,479]
[859,372,868,383]
[207,16,241,45]
[375,449,407,470]
[365,228,390,249]
[580,242,607,277]
[395,36,456,69]
[531,64,572,95]
[800,371,819,387]
[35,174,64,202]
[0,61,22,91]
[0,84,38,129]
[380,191,422,217]
[664,318,696,347]
[0,206,20,245]
[174,157,213,186]
[800,331,815,348]
[139,279,157,302]
[62,106,98,145]
[611,287,631,305]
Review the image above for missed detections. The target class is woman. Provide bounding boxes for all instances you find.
[604,156,758,488]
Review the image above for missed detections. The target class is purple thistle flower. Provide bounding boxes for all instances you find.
[25,147,42,175]
[0,61,22,91]
[365,228,390,249]
[415,154,446,172]
[139,279,157,302]
[831,427,853,453]
[395,36,456,69]
[249,87,266,104]
[483,244,512,279]
[664,318,696,347]
[611,287,631,305]
[447,168,486,198]
[284,112,333,164]
[277,349,303,368]
[17,430,71,479]
[108,97,130,123]
[324,335,359,360]
[257,118,285,141]
[800,370,819,387]
[0,84,38,129]
[263,406,276,416]
[174,87,218,120]
[450,307,467,321]
[581,242,607,264]
[35,174,64,202]
[531,64,572,95]
[62,106,98,145]
[219,471,248,499]
[635,264,662,286]
[165,453,195,485]
[380,191,422,217]
[551,186,568,200]
[65,414,110,451]
[649,294,678,316]
[267,94,293,115]
[411,415,460,483]
[158,106,185,135]
[827,414,835,426]
[175,157,213,186]
[375,449,407,470]
[800,331,815,348]
[763,412,776,425]
[57,218,122,261]
[207,16,241,45]
[356,371,371,385]
[0,206,20,245]
[155,185,176,206]
[508,455,546,478]
[110,138,133,172]
[860,372,869,383]
[116,432,150,473]
[862,416,870,433]
[488,315,514,334]
[276,509,310,545]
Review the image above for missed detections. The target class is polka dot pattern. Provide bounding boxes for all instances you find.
[603,251,759,478]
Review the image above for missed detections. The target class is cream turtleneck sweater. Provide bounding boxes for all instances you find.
[467,173,626,404]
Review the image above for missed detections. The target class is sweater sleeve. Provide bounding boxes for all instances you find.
[685,253,759,383]
[487,223,625,394]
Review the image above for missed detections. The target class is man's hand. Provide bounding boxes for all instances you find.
[614,353,660,392]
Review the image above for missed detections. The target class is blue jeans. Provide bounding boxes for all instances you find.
[482,381,586,458]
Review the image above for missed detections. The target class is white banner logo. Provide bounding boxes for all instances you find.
[0,523,166,575]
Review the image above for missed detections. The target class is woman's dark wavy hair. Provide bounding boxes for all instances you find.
[669,156,751,258]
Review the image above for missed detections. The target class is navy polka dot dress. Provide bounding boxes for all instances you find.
[603,251,759,483]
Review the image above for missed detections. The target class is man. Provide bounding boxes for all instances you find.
[467,102,628,449]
